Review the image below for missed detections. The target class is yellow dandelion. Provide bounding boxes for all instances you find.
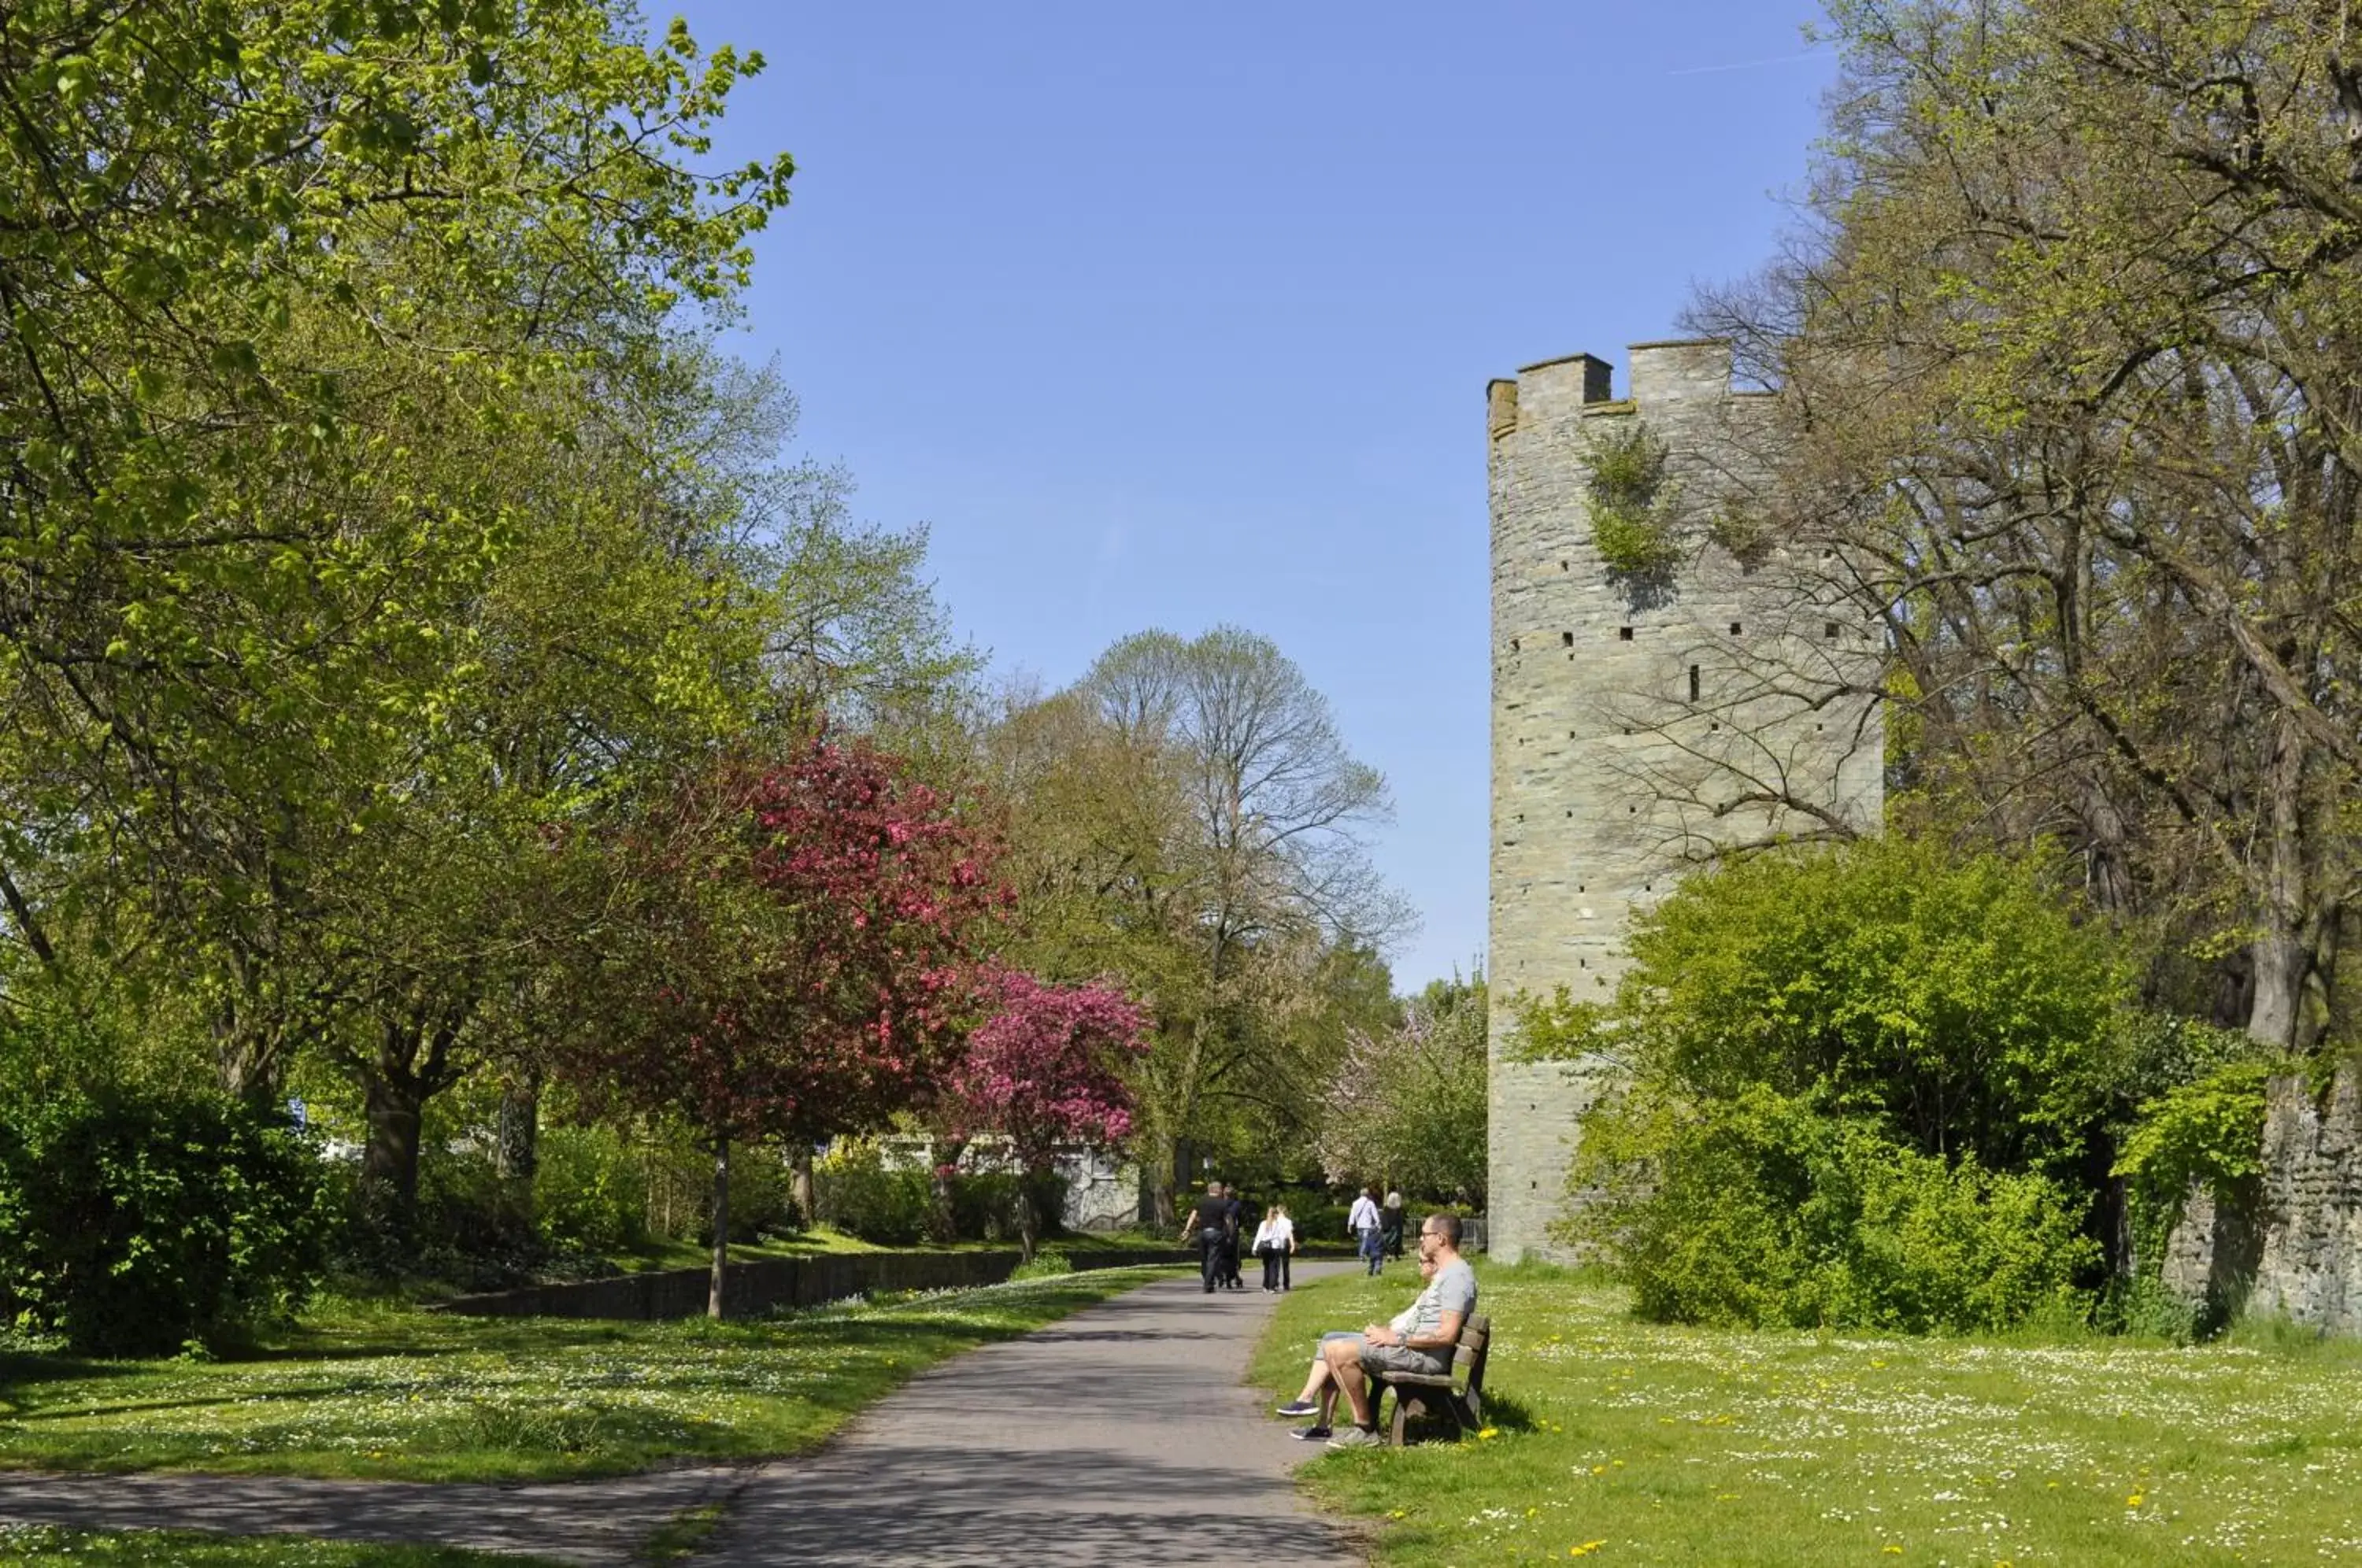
[1477,1426,1500,1440]
[1569,1540,1608,1558]
[2126,1493,2144,1507]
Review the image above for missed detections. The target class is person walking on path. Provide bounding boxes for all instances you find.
[1221,1185,1247,1290]
[1381,1189,1406,1260]
[1253,1203,1298,1292]
[1181,1182,1231,1293]
[1299,1213,1476,1449]
[1347,1186,1383,1275]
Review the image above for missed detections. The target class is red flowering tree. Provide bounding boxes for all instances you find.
[564,738,1005,1315]
[939,967,1149,1259]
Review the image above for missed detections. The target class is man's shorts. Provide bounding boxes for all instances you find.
[1356,1338,1450,1378]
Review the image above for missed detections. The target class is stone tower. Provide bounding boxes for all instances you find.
[1486,339,1883,1262]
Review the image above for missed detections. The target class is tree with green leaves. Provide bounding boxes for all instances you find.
[0,0,790,1095]
[1686,0,2362,1050]
[989,627,1406,1220]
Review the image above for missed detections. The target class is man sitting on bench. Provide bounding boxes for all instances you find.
[1272,1212,1475,1448]
[1273,1253,1434,1440]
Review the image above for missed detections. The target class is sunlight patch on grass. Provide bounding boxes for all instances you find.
[1253,1264,2362,1566]
[0,1268,1173,1485]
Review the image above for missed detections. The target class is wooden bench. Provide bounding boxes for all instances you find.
[1369,1313,1490,1446]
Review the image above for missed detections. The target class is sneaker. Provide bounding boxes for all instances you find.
[1326,1426,1386,1450]
[1288,1425,1332,1442]
[1274,1400,1320,1418]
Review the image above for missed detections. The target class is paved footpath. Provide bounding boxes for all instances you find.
[0,1264,1362,1566]
[705,1263,1361,1566]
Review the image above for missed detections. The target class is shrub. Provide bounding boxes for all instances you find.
[535,1124,650,1254]
[1520,838,2131,1180]
[696,1144,797,1245]
[950,1169,1068,1244]
[0,1087,326,1355]
[1010,1248,1073,1280]
[1579,1087,2097,1333]
[1585,422,1683,580]
[814,1138,931,1244]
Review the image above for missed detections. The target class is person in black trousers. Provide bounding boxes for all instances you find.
[1220,1186,1247,1289]
[1179,1182,1231,1293]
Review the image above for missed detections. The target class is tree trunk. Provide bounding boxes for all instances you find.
[2249,712,2335,1051]
[1016,1176,1039,1263]
[356,1011,465,1241]
[709,1132,731,1321]
[790,1145,815,1229]
[496,1075,540,1183]
[496,1073,540,1231]
[1151,1134,1190,1230]
[361,1073,425,1234]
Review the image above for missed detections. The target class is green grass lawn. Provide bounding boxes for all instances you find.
[0,1525,560,1566]
[1254,1264,2362,1566]
[0,1267,1173,1485]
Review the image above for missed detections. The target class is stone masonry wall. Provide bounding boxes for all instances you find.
[2249,1064,2362,1334]
[2159,1181,2261,1325]
[1486,341,1883,1262]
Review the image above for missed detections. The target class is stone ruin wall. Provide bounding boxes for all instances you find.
[2169,1063,2362,1334]
[1486,339,1884,1263]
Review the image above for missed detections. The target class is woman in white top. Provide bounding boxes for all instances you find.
[1252,1203,1298,1292]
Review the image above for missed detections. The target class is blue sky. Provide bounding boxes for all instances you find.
[670,2,1838,989]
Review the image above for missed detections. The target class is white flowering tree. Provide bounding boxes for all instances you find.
[1315,978,1486,1204]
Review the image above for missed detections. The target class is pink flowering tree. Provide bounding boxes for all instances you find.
[940,967,1150,1259]
[561,738,1006,1316]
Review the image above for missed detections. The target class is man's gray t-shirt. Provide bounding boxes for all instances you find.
[1401,1258,1478,1354]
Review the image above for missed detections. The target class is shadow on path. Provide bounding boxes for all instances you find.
[705,1267,1361,1566]
[0,1266,1363,1567]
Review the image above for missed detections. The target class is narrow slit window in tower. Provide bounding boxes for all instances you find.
[1618,626,1634,641]
[1823,622,1839,639]
[1730,621,1742,635]
[1511,637,1521,653]
[1561,631,1574,647]
[1688,664,1701,702]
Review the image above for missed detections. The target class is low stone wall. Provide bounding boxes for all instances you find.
[2250,1064,2362,1334]
[435,1246,1188,1322]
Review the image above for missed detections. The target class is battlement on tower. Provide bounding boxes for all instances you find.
[1483,335,1883,1263]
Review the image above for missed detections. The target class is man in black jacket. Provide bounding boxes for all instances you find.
[1179,1182,1232,1293]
